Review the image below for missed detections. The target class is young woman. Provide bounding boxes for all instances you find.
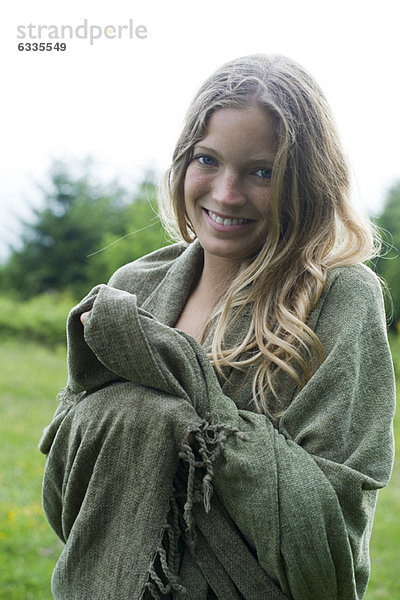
[40,54,395,600]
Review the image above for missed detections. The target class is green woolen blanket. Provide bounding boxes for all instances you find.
[39,241,395,600]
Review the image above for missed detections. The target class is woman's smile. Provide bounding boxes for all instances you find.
[203,207,255,230]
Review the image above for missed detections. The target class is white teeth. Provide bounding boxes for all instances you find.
[207,210,249,226]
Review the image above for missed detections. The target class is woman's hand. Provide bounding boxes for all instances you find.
[80,311,91,326]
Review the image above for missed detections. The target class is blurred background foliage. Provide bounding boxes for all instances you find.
[372,181,400,327]
[0,158,173,343]
[0,158,171,299]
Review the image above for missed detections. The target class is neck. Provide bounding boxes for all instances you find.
[196,251,242,299]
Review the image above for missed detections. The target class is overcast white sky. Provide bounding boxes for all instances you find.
[1,0,399,260]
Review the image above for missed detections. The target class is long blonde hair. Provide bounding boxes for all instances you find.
[159,54,377,415]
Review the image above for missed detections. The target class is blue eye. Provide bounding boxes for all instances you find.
[196,154,217,167]
[255,167,272,180]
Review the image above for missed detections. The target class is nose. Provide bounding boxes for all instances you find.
[212,169,246,208]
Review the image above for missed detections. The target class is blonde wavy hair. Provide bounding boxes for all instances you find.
[159,54,378,416]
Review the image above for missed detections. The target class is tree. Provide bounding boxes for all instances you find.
[85,178,172,288]
[0,159,171,300]
[373,180,400,328]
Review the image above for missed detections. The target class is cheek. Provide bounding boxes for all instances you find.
[251,189,271,220]
[183,170,197,220]
[184,165,209,202]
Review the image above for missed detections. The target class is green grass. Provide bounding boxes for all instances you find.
[0,341,66,600]
[365,333,400,600]
[0,337,399,599]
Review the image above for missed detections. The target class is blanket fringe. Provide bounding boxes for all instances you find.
[56,386,86,406]
[145,415,248,598]
[179,417,248,538]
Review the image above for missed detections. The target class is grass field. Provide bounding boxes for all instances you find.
[0,337,399,599]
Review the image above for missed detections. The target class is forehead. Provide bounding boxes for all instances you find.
[198,105,277,159]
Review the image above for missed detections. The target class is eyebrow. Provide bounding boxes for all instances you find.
[193,144,276,165]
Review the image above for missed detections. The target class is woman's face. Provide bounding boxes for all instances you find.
[183,104,277,266]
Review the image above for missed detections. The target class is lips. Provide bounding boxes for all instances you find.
[204,208,253,226]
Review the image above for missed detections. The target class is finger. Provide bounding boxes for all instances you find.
[80,311,91,326]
